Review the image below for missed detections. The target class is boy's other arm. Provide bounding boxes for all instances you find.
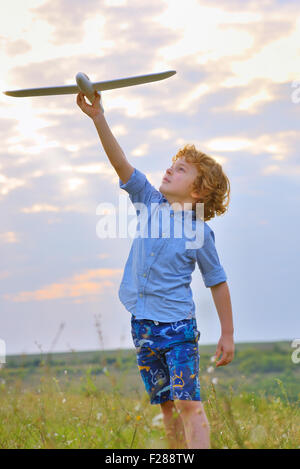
[77,91,134,184]
[210,281,235,367]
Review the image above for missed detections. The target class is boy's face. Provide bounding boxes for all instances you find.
[159,156,201,208]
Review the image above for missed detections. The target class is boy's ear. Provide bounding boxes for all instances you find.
[190,189,202,199]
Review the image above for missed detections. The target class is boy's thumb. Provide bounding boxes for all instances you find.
[214,347,222,360]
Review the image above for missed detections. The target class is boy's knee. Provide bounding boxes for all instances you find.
[175,400,203,415]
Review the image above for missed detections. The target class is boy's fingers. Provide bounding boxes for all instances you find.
[216,356,227,366]
[216,351,233,367]
[214,347,222,360]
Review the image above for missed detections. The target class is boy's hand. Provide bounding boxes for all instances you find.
[76,90,104,119]
[214,334,235,367]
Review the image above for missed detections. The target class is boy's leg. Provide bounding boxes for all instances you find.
[164,324,210,449]
[174,400,210,449]
[160,400,187,449]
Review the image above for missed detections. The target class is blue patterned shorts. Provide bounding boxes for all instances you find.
[131,316,201,405]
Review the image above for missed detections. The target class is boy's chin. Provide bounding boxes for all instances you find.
[159,186,168,196]
[159,181,170,192]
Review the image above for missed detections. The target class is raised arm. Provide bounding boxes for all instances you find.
[76,91,134,184]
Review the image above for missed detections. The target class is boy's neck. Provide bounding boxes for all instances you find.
[162,195,195,212]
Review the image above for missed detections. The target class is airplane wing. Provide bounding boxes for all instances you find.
[3,70,176,98]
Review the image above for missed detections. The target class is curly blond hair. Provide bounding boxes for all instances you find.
[172,144,230,221]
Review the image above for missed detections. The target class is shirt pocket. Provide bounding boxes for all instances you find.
[165,237,195,274]
[184,318,200,343]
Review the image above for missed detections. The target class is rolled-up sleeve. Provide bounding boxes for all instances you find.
[119,167,158,206]
[196,228,227,287]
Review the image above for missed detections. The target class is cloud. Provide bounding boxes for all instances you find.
[0,232,19,244]
[4,267,123,302]
[0,271,11,280]
[31,0,104,45]
[0,173,26,197]
[5,39,31,56]
[0,118,18,143]
[31,0,173,51]
[205,130,299,160]
[21,204,60,214]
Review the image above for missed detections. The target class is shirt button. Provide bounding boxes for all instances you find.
[143,273,146,277]
[171,213,174,217]
[150,252,154,256]
[139,293,143,297]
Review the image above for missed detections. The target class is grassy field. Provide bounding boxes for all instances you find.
[0,340,299,449]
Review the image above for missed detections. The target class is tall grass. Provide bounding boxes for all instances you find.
[0,319,299,449]
[0,359,299,449]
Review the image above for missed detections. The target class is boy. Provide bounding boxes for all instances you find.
[77,90,234,450]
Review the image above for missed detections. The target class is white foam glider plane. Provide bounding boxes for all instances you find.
[3,70,176,104]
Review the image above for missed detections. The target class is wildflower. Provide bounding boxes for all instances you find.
[207,366,214,374]
[151,413,163,427]
[96,412,102,421]
[64,370,68,375]
[62,398,66,404]
[210,356,216,363]
[250,425,267,443]
[136,415,142,421]
[212,377,218,385]
[125,415,131,422]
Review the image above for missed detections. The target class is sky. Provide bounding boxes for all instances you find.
[0,0,300,356]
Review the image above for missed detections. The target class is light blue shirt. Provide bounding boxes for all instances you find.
[118,167,227,322]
